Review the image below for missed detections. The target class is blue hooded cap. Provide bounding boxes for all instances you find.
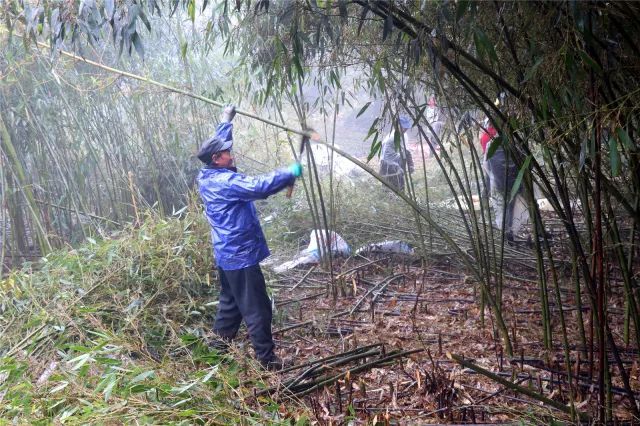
[197,122,234,164]
[399,116,412,129]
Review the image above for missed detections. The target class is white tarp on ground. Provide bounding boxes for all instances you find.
[273,229,351,273]
[355,240,414,256]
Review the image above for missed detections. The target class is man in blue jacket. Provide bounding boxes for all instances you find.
[196,106,302,370]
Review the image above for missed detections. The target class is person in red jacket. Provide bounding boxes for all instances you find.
[478,118,496,199]
[480,118,523,241]
[479,119,498,155]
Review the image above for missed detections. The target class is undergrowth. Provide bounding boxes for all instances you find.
[0,171,453,425]
[0,209,310,425]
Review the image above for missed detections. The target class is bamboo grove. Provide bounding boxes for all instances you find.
[1,0,640,422]
[0,20,233,267]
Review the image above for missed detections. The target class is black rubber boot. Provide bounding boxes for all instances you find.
[207,336,232,354]
[260,355,292,372]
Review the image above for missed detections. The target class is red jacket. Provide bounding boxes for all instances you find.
[480,126,498,154]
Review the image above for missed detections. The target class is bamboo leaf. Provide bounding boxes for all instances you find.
[615,127,633,150]
[367,136,381,162]
[456,0,469,21]
[103,375,118,401]
[579,139,587,171]
[180,41,188,59]
[127,4,140,35]
[486,134,503,160]
[104,0,114,19]
[293,55,304,79]
[578,50,602,75]
[330,69,341,89]
[473,28,497,63]
[139,9,151,32]
[95,357,122,366]
[170,0,180,17]
[171,380,199,394]
[49,381,69,394]
[356,101,372,118]
[510,155,531,202]
[383,13,393,41]
[132,32,145,59]
[523,57,543,83]
[130,370,155,384]
[68,353,92,370]
[60,407,79,421]
[326,17,335,42]
[357,3,369,36]
[393,125,401,150]
[188,0,196,23]
[201,365,219,383]
[365,117,379,140]
[263,71,275,105]
[129,384,154,393]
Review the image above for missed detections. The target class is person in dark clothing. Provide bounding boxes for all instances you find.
[379,116,414,191]
[482,120,525,241]
[196,105,302,370]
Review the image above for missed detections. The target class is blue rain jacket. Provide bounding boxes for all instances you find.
[197,167,295,270]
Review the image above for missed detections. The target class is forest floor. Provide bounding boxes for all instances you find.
[1,188,631,424]
[252,249,639,424]
[1,204,638,424]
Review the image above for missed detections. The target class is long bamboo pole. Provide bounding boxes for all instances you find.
[5,34,490,282]
[0,138,6,278]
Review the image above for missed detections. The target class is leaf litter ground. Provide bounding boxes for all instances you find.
[257,247,639,424]
[1,210,638,424]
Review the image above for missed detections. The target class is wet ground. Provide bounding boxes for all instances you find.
[255,250,638,424]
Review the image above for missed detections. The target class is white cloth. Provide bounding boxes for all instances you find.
[306,229,351,258]
[426,106,444,140]
[273,229,351,273]
[487,165,529,235]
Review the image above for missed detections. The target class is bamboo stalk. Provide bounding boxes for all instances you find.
[290,265,317,291]
[0,147,6,277]
[448,353,589,421]
[0,112,52,255]
[349,274,404,315]
[292,349,423,397]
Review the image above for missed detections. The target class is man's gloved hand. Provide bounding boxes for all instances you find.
[288,162,303,178]
[221,104,236,123]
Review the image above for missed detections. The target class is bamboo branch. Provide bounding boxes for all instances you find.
[292,348,423,397]
[33,198,120,225]
[448,353,590,421]
[290,265,317,291]
[349,273,404,315]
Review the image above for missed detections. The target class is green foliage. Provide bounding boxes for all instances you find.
[0,210,308,423]
[510,154,531,202]
[3,2,640,421]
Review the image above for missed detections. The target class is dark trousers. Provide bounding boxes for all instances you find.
[379,161,405,191]
[213,264,275,362]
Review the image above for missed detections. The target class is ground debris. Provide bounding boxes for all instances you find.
[266,254,639,424]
